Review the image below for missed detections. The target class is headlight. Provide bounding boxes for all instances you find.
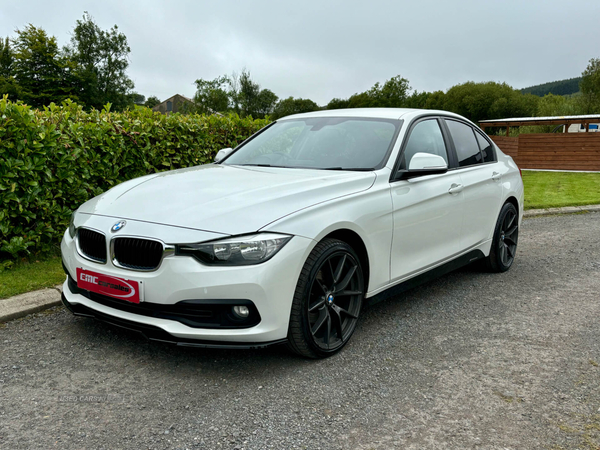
[68,210,77,239]
[176,233,292,266]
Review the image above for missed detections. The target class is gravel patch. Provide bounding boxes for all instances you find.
[1,212,599,449]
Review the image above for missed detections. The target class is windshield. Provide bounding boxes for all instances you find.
[223,117,401,170]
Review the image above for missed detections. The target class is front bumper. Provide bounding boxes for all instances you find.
[61,293,287,349]
[61,221,314,345]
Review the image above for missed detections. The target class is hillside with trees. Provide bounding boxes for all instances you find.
[322,62,599,122]
[521,77,582,97]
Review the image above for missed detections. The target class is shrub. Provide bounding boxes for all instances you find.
[0,97,270,260]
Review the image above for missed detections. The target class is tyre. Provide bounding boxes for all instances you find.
[287,239,364,358]
[484,202,519,272]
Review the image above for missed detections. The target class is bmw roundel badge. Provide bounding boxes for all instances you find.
[111,220,127,233]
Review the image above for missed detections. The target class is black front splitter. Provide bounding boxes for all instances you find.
[61,293,287,350]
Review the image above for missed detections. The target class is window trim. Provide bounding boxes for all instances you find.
[473,128,497,163]
[390,115,454,182]
[443,118,483,169]
[442,118,498,170]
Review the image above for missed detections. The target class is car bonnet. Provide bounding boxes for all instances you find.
[77,164,376,235]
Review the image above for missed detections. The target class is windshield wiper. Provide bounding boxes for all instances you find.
[320,167,377,171]
[239,163,274,167]
[237,164,371,171]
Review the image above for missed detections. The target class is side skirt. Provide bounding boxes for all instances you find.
[366,249,485,306]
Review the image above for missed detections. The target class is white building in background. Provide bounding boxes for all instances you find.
[567,123,599,132]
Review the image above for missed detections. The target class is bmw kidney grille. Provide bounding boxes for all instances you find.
[77,228,107,263]
[112,237,165,270]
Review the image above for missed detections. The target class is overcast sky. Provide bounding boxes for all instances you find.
[2,0,599,105]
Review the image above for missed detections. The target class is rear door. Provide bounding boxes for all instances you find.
[389,117,464,282]
[442,119,503,250]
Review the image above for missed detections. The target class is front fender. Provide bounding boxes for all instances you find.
[260,178,393,295]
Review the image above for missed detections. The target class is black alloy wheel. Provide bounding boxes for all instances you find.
[485,202,519,272]
[287,239,364,358]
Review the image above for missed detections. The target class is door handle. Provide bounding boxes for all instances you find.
[492,171,501,181]
[448,183,464,194]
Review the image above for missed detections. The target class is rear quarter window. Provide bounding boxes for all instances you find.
[475,131,496,163]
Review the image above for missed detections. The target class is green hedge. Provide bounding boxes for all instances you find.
[0,97,270,262]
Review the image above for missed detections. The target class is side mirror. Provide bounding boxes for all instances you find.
[214,147,233,163]
[408,152,448,171]
[396,152,448,180]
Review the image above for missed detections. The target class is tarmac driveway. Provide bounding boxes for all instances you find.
[1,212,599,449]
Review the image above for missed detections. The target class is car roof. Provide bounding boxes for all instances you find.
[278,108,468,122]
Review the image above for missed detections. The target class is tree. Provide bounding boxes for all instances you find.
[67,12,134,110]
[527,93,584,132]
[236,69,260,116]
[0,77,22,100]
[404,90,431,109]
[0,36,20,101]
[535,93,584,118]
[193,75,229,113]
[423,91,446,110]
[347,92,374,108]
[145,95,161,109]
[272,96,320,119]
[580,57,600,114]
[227,69,277,118]
[441,81,538,123]
[326,97,349,110]
[255,88,278,117]
[12,25,73,107]
[130,92,145,105]
[0,37,13,78]
[326,74,411,110]
[367,75,411,107]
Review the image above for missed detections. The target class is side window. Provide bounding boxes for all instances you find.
[475,131,496,163]
[401,119,448,169]
[446,120,482,167]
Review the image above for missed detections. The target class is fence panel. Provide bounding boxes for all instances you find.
[490,133,600,171]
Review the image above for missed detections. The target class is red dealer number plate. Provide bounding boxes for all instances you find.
[76,268,142,304]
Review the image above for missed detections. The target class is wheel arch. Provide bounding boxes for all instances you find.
[322,228,370,294]
[504,195,519,215]
[488,196,520,244]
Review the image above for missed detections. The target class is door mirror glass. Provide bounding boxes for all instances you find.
[214,147,234,163]
[408,152,448,171]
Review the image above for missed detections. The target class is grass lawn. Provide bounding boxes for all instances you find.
[522,171,600,210]
[0,255,64,300]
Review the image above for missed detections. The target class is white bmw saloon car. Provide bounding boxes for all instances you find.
[61,108,523,358]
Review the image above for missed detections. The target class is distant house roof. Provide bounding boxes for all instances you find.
[152,94,194,114]
[152,93,223,116]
